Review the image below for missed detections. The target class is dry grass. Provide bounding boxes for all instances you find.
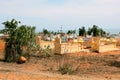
[0,50,120,80]
[58,55,80,74]
[25,51,120,75]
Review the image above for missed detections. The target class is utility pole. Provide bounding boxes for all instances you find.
[60,25,62,33]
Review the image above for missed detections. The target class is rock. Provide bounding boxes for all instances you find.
[20,56,26,61]
[18,56,27,64]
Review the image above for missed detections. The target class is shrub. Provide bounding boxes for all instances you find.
[59,63,73,74]
[108,61,120,67]
[36,45,54,58]
[58,56,80,75]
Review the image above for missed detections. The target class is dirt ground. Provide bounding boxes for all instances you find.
[1,38,120,80]
[0,47,120,80]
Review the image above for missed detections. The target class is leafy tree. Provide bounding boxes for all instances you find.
[67,30,71,34]
[0,19,36,62]
[67,30,76,35]
[87,28,92,35]
[43,29,49,35]
[89,25,106,37]
[99,28,106,37]
[72,30,76,34]
[79,26,86,36]
[0,30,3,34]
[91,25,100,36]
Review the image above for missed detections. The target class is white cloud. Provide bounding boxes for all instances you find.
[0,0,120,30]
[0,0,120,16]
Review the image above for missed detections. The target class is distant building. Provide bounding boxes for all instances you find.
[110,33,120,38]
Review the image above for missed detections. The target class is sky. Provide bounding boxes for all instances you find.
[0,0,120,33]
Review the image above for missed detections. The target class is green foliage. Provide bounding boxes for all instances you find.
[0,30,3,33]
[99,28,106,37]
[67,30,76,34]
[79,26,86,36]
[86,25,107,37]
[37,45,54,58]
[43,29,49,35]
[91,25,107,37]
[87,28,92,35]
[91,25,100,36]
[1,19,36,62]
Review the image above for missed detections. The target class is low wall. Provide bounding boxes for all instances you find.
[91,37,117,52]
[36,36,118,54]
[40,41,54,49]
[36,36,55,49]
[36,36,84,54]
[0,39,6,60]
[55,38,83,54]
[60,42,83,54]
[99,44,116,52]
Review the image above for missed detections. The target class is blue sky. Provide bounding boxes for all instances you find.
[0,0,120,33]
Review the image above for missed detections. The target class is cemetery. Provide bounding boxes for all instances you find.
[36,35,118,54]
[0,19,120,80]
